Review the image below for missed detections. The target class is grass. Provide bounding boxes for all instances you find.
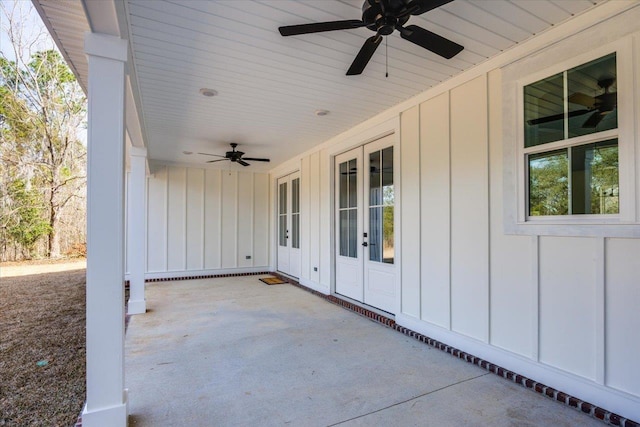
[0,267,86,426]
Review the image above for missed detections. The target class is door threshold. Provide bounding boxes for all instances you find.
[276,271,298,281]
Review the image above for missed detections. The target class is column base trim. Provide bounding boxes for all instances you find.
[127,299,146,315]
[81,389,128,427]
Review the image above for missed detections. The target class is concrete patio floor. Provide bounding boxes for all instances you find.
[125,275,604,426]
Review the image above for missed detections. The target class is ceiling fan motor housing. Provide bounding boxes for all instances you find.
[362,0,410,34]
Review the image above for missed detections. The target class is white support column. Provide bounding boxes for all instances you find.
[82,33,129,427]
[127,146,147,315]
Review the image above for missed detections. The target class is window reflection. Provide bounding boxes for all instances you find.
[369,147,394,264]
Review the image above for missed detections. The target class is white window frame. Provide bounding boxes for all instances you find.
[506,38,638,237]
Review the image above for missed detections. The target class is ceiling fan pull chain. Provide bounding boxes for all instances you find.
[385,36,389,78]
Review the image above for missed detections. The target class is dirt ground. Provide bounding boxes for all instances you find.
[0,259,86,426]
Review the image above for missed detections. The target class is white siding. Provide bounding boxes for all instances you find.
[487,69,534,358]
[221,171,238,269]
[237,172,254,268]
[186,168,204,270]
[253,173,269,267]
[146,166,269,275]
[146,167,167,272]
[300,156,311,281]
[167,167,186,271]
[450,75,489,342]
[419,92,451,329]
[605,238,640,395]
[204,169,222,270]
[400,105,421,318]
[539,236,597,380]
[283,12,640,420]
[309,152,321,284]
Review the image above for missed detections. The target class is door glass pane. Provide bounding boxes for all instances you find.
[292,178,300,214]
[567,53,616,138]
[348,209,357,258]
[524,73,564,147]
[292,213,300,248]
[382,147,394,206]
[279,182,287,214]
[279,215,287,246]
[348,159,357,208]
[528,149,569,216]
[369,151,381,206]
[383,206,394,264]
[571,139,618,214]
[339,162,348,208]
[369,206,381,262]
[339,210,349,256]
[368,146,394,264]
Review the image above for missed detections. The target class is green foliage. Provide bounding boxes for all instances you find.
[529,142,619,216]
[4,179,51,258]
[529,151,569,216]
[0,6,87,259]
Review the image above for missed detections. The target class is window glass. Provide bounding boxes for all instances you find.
[348,159,357,208]
[369,206,381,262]
[292,213,300,248]
[524,73,564,147]
[382,206,394,263]
[571,140,619,214]
[528,140,619,216]
[567,53,616,138]
[279,215,287,246]
[339,210,349,257]
[292,178,300,214]
[367,147,394,264]
[524,53,619,218]
[369,151,381,206]
[348,209,357,258]
[279,182,287,214]
[528,150,569,216]
[339,162,348,208]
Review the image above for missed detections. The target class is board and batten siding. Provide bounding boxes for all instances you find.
[146,166,269,276]
[393,34,640,420]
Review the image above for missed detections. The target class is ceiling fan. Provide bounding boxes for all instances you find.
[198,143,270,167]
[528,77,617,129]
[278,0,464,76]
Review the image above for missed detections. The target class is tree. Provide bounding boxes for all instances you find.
[0,1,86,259]
[4,178,51,258]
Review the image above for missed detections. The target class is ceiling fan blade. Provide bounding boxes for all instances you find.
[582,111,606,128]
[568,92,596,108]
[406,0,454,16]
[206,159,230,163]
[527,109,591,126]
[399,25,463,59]
[347,35,383,76]
[198,152,226,158]
[279,20,366,37]
[242,157,270,162]
[237,159,250,167]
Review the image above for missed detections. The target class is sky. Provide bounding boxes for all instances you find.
[0,0,56,63]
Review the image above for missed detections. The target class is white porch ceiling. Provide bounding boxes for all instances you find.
[36,0,604,172]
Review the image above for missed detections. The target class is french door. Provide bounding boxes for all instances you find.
[277,172,301,278]
[335,135,396,314]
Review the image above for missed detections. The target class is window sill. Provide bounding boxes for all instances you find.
[504,218,640,238]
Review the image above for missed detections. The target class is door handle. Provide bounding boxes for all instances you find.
[362,242,368,247]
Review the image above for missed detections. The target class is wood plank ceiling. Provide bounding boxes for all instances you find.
[39,0,604,171]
